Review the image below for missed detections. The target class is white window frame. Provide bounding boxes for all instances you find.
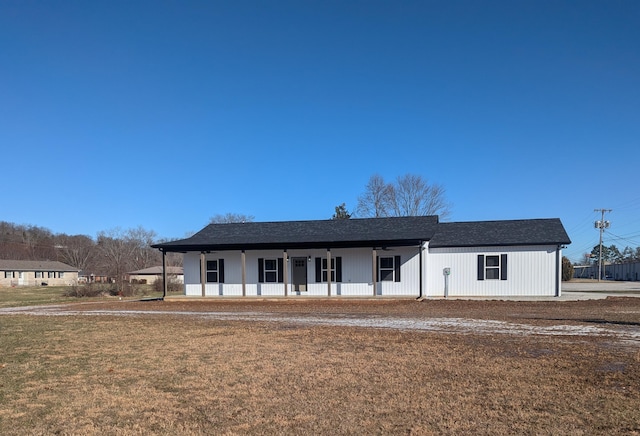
[485,255,501,280]
[379,256,395,282]
[321,258,335,282]
[264,259,278,283]
[206,260,219,283]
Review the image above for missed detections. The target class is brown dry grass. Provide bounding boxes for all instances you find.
[1,298,640,435]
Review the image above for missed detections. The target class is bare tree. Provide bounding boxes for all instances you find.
[126,226,160,271]
[356,173,452,219]
[356,174,393,218]
[55,234,96,271]
[210,213,255,224]
[96,228,138,292]
[389,174,451,219]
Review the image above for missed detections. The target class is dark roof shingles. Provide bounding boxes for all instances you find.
[154,216,439,250]
[153,216,570,251]
[429,218,571,248]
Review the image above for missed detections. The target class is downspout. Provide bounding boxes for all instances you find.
[162,248,167,300]
[555,245,561,297]
[417,241,423,300]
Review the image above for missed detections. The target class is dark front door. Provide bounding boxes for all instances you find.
[291,257,307,292]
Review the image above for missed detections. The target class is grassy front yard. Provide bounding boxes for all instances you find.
[1,297,639,434]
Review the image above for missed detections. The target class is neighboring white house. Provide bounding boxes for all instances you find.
[0,260,79,287]
[152,216,571,298]
[127,266,184,284]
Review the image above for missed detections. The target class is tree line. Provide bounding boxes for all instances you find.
[587,244,640,264]
[0,221,181,290]
[2,173,452,289]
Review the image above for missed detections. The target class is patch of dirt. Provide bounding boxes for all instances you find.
[2,297,640,346]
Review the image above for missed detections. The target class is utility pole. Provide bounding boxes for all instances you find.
[594,209,612,281]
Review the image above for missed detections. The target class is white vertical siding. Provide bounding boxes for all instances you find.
[426,245,560,297]
[181,246,422,297]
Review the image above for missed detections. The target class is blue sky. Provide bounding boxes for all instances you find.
[1,0,638,263]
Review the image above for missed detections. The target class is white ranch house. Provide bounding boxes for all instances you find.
[152,216,570,298]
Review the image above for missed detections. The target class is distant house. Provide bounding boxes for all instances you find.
[127,266,184,284]
[152,216,571,298]
[78,271,111,284]
[0,260,79,287]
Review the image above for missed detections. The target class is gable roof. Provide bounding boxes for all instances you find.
[0,260,79,272]
[428,218,571,248]
[152,216,571,252]
[153,216,440,252]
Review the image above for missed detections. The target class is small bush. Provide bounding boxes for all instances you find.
[153,275,183,294]
[562,256,574,281]
[64,284,112,298]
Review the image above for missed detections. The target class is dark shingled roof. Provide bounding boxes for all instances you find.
[153,216,440,251]
[152,216,571,252]
[428,218,571,248]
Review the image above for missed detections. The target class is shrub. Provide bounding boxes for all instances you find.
[562,256,574,281]
[153,275,183,294]
[64,284,111,298]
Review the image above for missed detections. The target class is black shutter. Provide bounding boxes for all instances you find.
[277,258,284,283]
[477,255,485,281]
[335,257,342,282]
[500,254,508,280]
[315,257,322,282]
[376,256,379,282]
[258,258,264,283]
[219,259,225,283]
[394,255,401,282]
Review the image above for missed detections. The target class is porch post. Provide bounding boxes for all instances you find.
[372,248,377,296]
[200,252,206,297]
[327,249,331,297]
[241,250,246,297]
[283,250,288,297]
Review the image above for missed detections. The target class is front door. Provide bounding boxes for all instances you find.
[291,257,307,292]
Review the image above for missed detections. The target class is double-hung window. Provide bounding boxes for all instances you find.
[206,260,219,283]
[477,254,508,280]
[264,259,278,282]
[258,258,283,283]
[314,257,342,282]
[4,271,13,279]
[205,259,225,283]
[377,256,401,282]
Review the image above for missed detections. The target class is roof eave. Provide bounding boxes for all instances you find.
[154,238,427,253]
[430,241,571,249]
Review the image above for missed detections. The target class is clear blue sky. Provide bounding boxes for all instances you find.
[1,0,638,263]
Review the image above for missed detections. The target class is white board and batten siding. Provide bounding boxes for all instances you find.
[426,245,561,297]
[184,247,422,297]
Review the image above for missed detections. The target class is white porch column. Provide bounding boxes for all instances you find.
[200,252,206,297]
[327,249,331,297]
[241,250,246,297]
[372,248,377,296]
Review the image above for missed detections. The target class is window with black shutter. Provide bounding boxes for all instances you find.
[478,254,508,280]
[315,257,342,282]
[378,256,401,282]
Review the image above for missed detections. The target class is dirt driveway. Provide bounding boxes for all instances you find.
[3,296,640,347]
